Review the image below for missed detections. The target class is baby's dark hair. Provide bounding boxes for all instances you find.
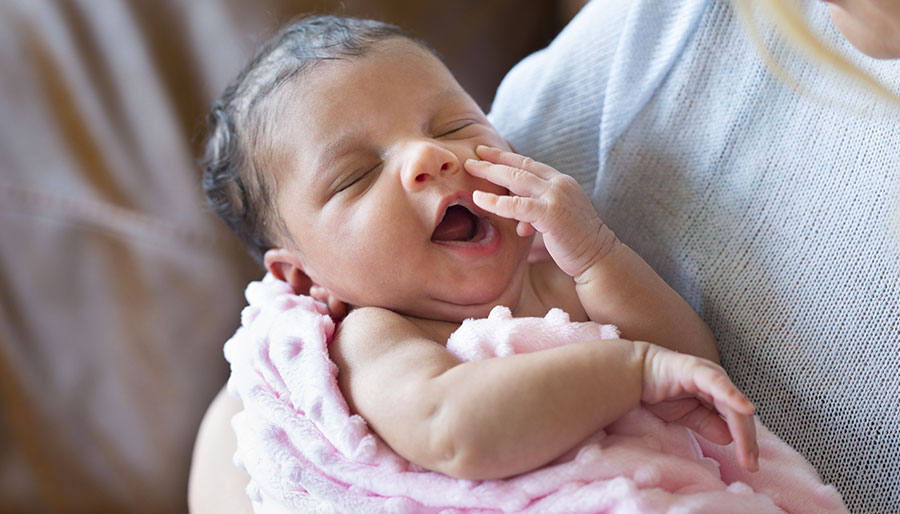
[201,15,440,264]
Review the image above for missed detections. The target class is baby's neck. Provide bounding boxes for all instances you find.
[512,259,587,321]
[403,260,587,344]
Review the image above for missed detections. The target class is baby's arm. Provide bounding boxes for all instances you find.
[468,146,719,362]
[331,307,757,481]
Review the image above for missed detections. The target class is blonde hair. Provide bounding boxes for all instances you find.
[732,0,900,237]
[733,0,900,108]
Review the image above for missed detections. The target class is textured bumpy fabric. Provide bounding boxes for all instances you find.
[488,1,900,513]
[226,275,846,513]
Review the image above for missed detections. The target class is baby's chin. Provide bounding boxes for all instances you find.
[401,281,530,324]
[401,302,502,325]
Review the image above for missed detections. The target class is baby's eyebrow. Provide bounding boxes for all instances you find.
[316,132,368,172]
[430,86,468,103]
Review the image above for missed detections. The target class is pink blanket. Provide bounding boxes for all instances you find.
[225,274,847,513]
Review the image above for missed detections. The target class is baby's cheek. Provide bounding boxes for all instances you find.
[474,176,508,196]
[493,138,514,153]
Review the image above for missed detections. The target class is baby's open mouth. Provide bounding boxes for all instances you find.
[431,205,485,243]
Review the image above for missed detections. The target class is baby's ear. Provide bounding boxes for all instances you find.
[263,248,349,319]
[263,248,313,296]
[308,285,349,320]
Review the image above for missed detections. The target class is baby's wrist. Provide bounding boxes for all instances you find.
[572,226,620,285]
[619,339,649,400]
[631,340,651,375]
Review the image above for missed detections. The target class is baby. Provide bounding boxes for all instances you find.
[201,14,759,485]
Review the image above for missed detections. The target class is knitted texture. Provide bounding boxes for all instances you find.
[489,1,900,513]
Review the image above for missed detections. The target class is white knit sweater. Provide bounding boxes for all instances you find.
[489,1,900,513]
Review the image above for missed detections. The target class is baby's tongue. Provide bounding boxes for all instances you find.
[432,205,477,242]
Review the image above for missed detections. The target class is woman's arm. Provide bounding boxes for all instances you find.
[188,387,253,514]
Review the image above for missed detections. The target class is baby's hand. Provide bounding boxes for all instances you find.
[466,146,616,278]
[639,343,759,472]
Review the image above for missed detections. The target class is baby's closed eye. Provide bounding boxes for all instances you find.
[334,162,382,194]
[435,121,476,138]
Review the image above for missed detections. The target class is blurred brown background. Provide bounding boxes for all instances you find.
[0,0,585,512]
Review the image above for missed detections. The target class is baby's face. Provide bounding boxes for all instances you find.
[270,38,532,322]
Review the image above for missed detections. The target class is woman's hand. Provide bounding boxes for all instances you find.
[466,145,617,279]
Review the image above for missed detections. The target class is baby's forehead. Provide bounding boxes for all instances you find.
[313,38,447,87]
[284,46,462,128]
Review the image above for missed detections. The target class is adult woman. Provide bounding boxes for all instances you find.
[191,1,898,512]
[487,1,899,512]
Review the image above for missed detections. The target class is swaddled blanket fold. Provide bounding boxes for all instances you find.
[225,274,847,513]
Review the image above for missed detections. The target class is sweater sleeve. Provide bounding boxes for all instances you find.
[488,0,709,195]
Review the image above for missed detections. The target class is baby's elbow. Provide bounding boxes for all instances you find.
[427,441,486,480]
[423,405,499,480]
[426,442,486,480]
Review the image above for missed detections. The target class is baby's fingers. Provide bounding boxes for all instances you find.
[695,366,756,416]
[475,145,559,180]
[473,190,544,227]
[696,366,758,471]
[722,407,759,472]
[646,400,732,445]
[465,158,546,198]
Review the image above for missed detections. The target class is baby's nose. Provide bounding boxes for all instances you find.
[401,141,460,190]
[412,162,451,182]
